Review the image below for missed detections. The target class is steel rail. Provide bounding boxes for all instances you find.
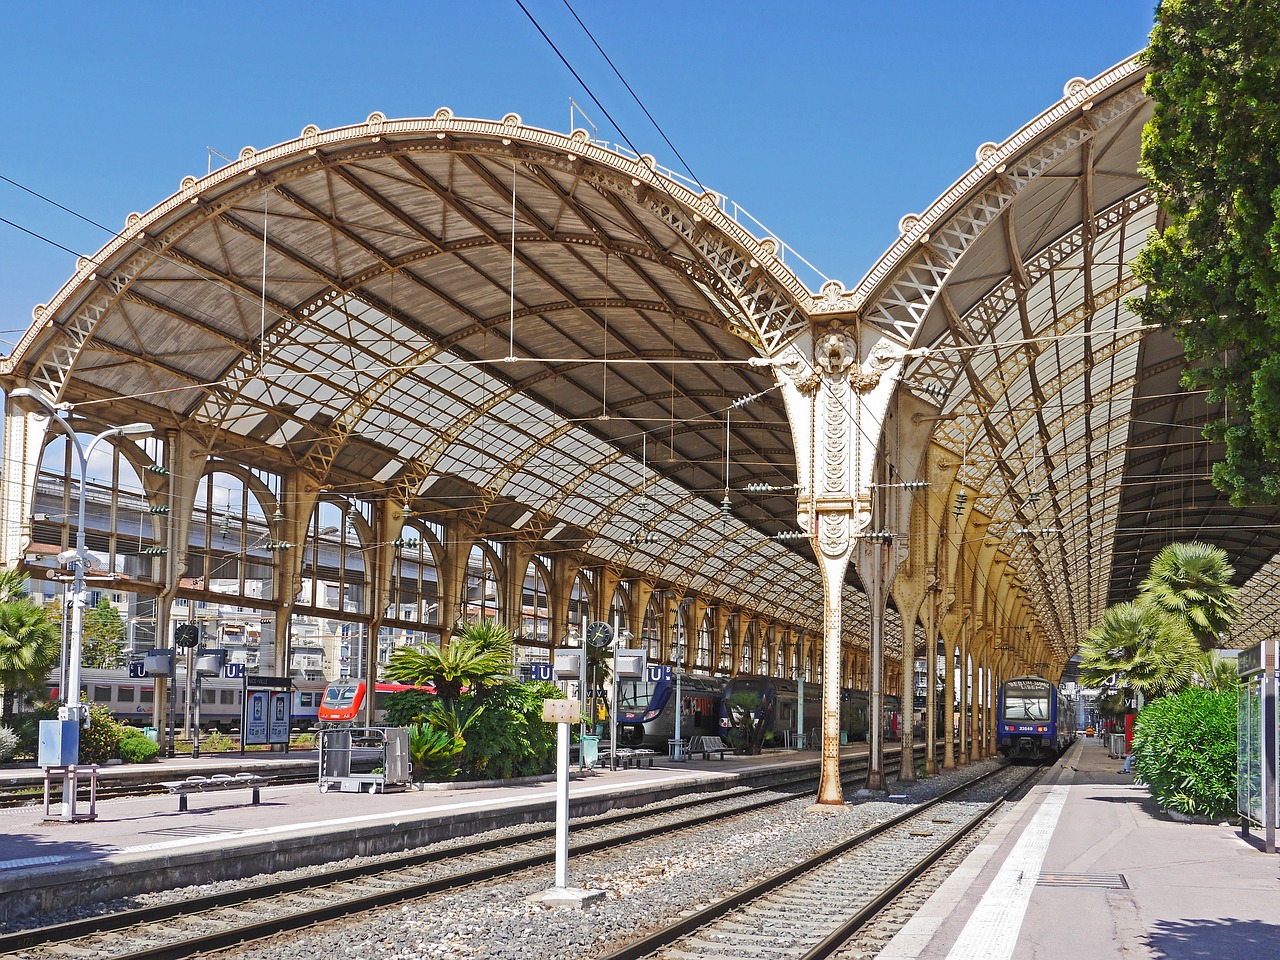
[797,773,1036,960]
[594,763,1038,960]
[1,751,907,959]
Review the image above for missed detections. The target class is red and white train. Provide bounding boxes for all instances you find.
[317,677,434,725]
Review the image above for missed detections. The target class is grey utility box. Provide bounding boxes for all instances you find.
[38,719,79,767]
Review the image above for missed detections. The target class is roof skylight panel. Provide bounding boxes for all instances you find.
[504,474,563,504]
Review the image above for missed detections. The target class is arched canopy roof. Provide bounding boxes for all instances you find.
[862,55,1280,663]
[7,56,1278,665]
[3,110,838,630]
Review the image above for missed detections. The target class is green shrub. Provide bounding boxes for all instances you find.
[382,688,436,726]
[199,729,238,753]
[117,726,161,763]
[408,719,467,780]
[0,725,17,762]
[456,682,560,780]
[724,691,764,754]
[12,703,57,760]
[1131,687,1236,819]
[78,703,124,764]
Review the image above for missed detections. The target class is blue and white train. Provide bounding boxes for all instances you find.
[996,675,1075,761]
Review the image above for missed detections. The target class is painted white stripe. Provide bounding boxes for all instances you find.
[945,783,1070,960]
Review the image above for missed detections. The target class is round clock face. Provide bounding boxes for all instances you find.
[586,621,613,648]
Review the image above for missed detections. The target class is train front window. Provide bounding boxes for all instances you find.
[1004,681,1050,721]
[616,681,656,711]
[324,685,356,707]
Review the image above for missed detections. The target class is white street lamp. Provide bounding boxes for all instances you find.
[11,387,152,819]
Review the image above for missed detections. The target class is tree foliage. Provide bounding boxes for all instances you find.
[1138,542,1238,650]
[380,620,557,781]
[0,572,60,723]
[1078,601,1200,701]
[382,618,514,704]
[82,597,127,669]
[1132,0,1280,504]
[724,690,765,754]
[1079,541,1238,701]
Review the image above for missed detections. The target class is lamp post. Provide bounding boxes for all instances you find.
[12,387,152,819]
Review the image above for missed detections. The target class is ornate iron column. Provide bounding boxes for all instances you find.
[774,320,903,805]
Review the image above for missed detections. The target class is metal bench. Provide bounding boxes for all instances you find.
[688,735,732,759]
[601,748,657,770]
[159,772,268,811]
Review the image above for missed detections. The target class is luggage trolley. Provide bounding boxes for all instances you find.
[318,726,411,793]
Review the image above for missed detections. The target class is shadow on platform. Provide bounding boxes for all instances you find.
[1147,917,1280,960]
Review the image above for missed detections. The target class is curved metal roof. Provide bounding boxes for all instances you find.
[6,57,1276,664]
[2,111,833,633]
[877,56,1280,660]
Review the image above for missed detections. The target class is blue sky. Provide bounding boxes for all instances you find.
[0,1,1157,351]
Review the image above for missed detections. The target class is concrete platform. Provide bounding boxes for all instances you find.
[0,745,859,924]
[881,736,1280,960]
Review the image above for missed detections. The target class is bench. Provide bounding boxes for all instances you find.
[160,773,268,811]
[688,735,732,760]
[602,748,657,770]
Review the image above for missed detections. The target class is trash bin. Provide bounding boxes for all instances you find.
[143,726,158,743]
[580,735,599,769]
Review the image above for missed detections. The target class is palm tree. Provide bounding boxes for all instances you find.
[1078,600,1200,701]
[382,618,514,705]
[1139,542,1238,651]
[0,568,28,605]
[1194,651,1239,692]
[0,594,61,723]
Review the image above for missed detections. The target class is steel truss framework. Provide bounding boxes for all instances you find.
[4,53,1278,709]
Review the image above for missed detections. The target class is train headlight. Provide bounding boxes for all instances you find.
[643,710,659,721]
[1037,726,1046,733]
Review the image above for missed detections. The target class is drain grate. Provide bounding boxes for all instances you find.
[1038,873,1129,889]
[143,826,244,838]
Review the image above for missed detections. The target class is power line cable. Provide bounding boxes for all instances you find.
[559,0,705,191]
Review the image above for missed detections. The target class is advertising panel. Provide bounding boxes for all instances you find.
[243,690,270,746]
[241,676,293,748]
[269,691,291,744]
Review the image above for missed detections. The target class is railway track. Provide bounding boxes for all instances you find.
[0,750,908,959]
[0,746,954,960]
[596,763,1040,960]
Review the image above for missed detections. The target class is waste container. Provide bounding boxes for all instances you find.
[580,735,599,769]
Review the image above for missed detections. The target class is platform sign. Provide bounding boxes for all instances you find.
[646,664,672,683]
[529,663,553,682]
[127,661,147,679]
[224,662,245,680]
